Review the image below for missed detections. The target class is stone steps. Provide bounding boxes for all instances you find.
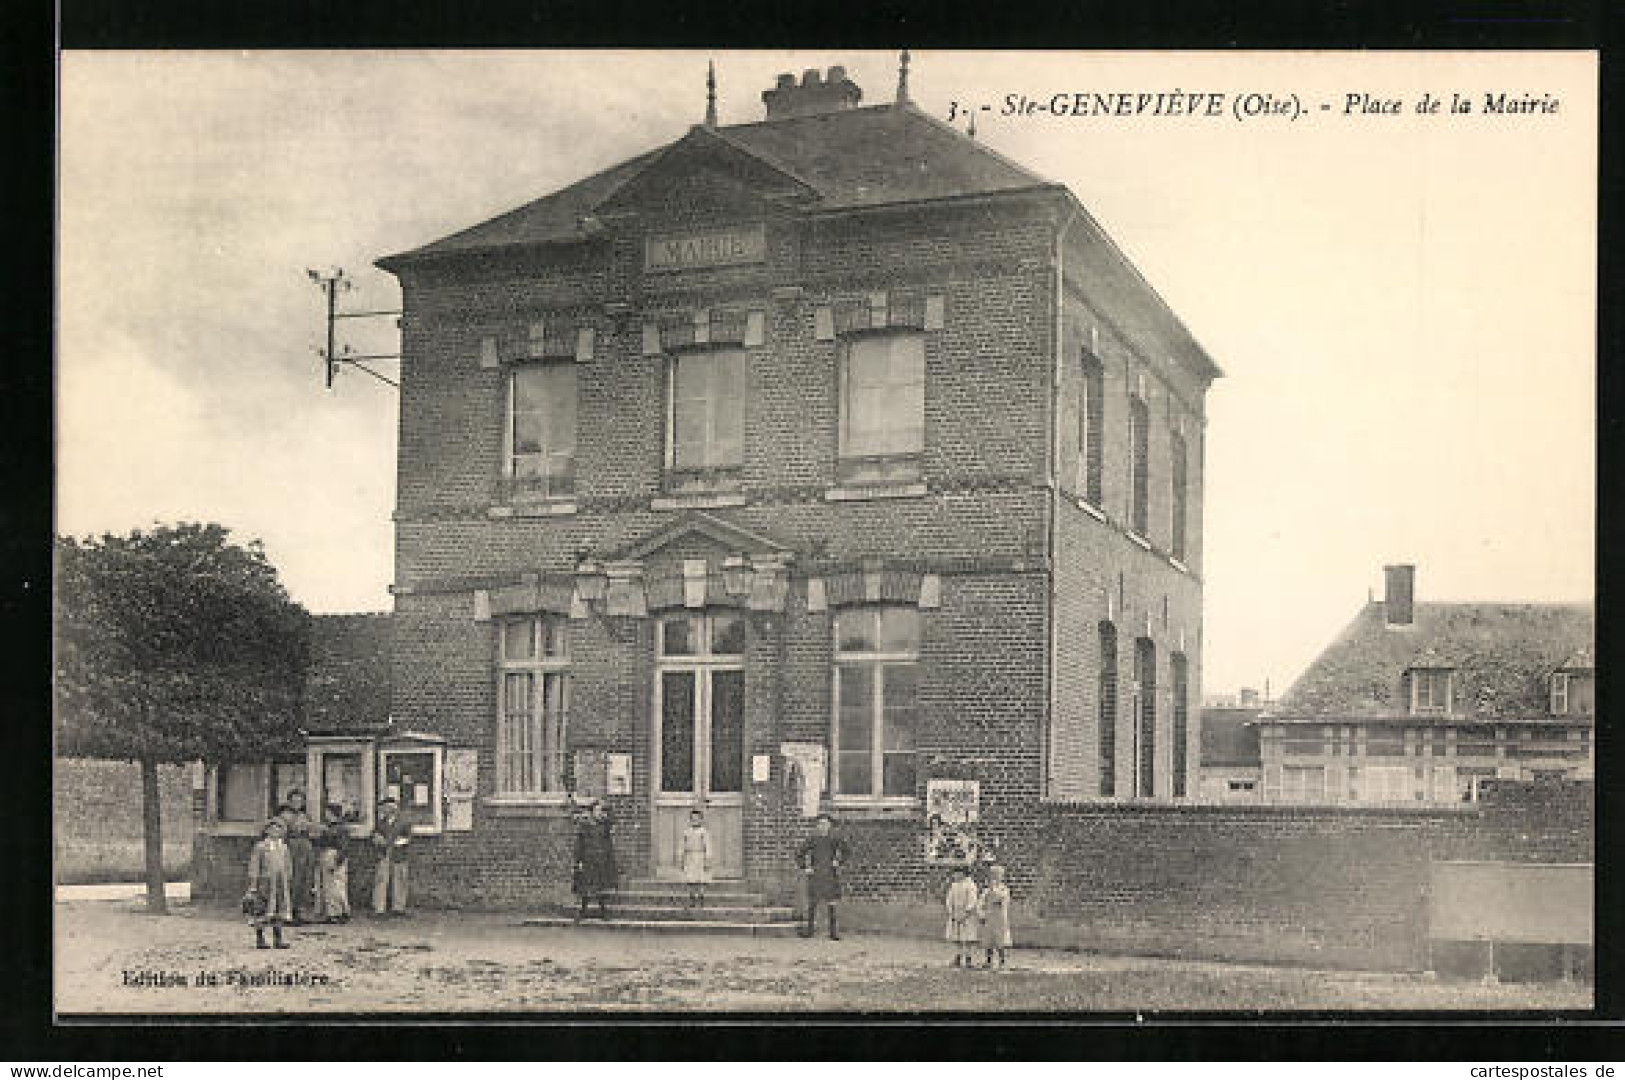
[529,878,802,935]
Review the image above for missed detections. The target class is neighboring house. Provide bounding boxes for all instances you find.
[200,613,393,836]
[1258,565,1594,806]
[1198,706,1263,802]
[293,58,1219,904]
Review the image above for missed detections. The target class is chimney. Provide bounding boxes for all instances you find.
[1383,564,1415,626]
[762,65,863,120]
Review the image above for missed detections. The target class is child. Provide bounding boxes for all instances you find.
[312,803,351,924]
[245,817,294,950]
[944,865,980,968]
[679,808,711,909]
[979,863,1013,969]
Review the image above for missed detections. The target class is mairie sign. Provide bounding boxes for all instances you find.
[645,224,766,272]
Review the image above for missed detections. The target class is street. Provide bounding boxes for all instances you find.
[54,897,1592,1014]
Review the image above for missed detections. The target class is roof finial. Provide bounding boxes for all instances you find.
[967,111,977,140]
[704,60,718,128]
[896,48,911,104]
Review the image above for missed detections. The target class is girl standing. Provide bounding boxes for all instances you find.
[679,808,711,909]
[978,863,1013,969]
[944,865,980,968]
[245,818,294,949]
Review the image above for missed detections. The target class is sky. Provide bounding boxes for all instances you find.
[57,50,1596,697]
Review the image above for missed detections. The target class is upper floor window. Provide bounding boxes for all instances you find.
[1410,668,1453,714]
[1170,429,1188,562]
[833,606,921,801]
[839,332,925,484]
[1550,672,1570,714]
[508,364,577,500]
[496,616,570,796]
[1550,671,1593,715]
[1078,352,1104,506]
[1128,394,1150,538]
[669,349,746,471]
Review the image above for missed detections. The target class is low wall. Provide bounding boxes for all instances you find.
[55,758,195,883]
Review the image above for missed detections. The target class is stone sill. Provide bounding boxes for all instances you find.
[828,799,923,820]
[1127,531,1153,551]
[488,501,578,519]
[1168,555,1190,574]
[650,492,747,511]
[1075,497,1107,523]
[824,483,928,503]
[482,797,577,818]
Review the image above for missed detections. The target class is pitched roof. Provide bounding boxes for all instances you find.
[302,613,392,733]
[380,103,1050,264]
[1276,601,1594,723]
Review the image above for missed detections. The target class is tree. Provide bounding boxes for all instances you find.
[55,523,310,913]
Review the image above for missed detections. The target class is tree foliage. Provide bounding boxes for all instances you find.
[55,523,311,763]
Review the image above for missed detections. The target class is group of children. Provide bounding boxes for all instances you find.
[944,862,1014,969]
[243,789,412,949]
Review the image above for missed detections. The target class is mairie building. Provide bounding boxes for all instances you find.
[197,60,1221,908]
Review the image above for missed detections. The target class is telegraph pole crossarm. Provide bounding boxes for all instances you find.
[307,266,402,391]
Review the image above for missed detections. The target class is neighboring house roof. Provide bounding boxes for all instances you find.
[303,613,392,733]
[381,104,1050,264]
[1200,707,1262,767]
[1274,601,1594,724]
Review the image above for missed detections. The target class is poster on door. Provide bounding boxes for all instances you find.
[444,748,478,832]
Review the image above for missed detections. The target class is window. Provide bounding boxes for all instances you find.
[1097,622,1118,797]
[1227,779,1257,793]
[833,607,921,801]
[317,752,365,825]
[381,746,443,833]
[214,760,307,823]
[1281,765,1325,802]
[1548,672,1593,715]
[1134,637,1156,797]
[1078,352,1104,505]
[1170,429,1188,561]
[1128,394,1150,537]
[1361,765,1413,803]
[508,364,577,499]
[496,616,570,797]
[1457,766,1497,802]
[1171,652,1189,798]
[669,349,746,470]
[1410,669,1452,713]
[840,333,925,482]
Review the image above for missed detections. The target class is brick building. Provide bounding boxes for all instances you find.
[1255,565,1595,805]
[206,60,1220,907]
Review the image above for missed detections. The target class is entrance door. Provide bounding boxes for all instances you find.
[652,611,745,879]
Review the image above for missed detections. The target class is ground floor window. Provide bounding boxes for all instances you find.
[215,760,306,822]
[833,606,920,801]
[1281,765,1325,802]
[1361,764,1413,803]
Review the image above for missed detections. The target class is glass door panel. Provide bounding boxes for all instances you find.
[709,669,744,794]
[660,670,696,793]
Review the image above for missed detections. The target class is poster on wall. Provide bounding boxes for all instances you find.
[924,778,983,865]
[779,743,827,818]
[606,753,632,796]
[443,748,478,833]
[574,748,608,799]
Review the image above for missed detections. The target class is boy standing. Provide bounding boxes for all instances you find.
[795,812,850,940]
[371,796,412,916]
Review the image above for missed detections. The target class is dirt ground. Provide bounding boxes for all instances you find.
[54,898,1593,1015]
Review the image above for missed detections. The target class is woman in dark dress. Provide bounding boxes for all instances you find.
[572,800,617,921]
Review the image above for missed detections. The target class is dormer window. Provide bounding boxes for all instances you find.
[1550,671,1594,716]
[1409,668,1453,714]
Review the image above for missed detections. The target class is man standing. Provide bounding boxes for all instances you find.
[796,812,850,940]
[370,796,412,917]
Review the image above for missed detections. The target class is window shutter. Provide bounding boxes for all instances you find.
[814,306,834,342]
[575,327,594,361]
[869,290,887,329]
[642,322,662,356]
[745,310,765,348]
[693,308,710,345]
[479,335,501,370]
[924,294,945,331]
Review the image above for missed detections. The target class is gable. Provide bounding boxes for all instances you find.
[608,510,793,564]
[594,129,815,223]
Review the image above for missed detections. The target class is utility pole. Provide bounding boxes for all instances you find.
[307,266,401,390]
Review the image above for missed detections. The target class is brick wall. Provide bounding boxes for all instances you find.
[55,758,195,883]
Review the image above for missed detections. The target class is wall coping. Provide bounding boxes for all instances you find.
[1037,798,1480,819]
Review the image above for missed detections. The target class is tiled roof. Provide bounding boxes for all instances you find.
[1277,601,1594,722]
[302,613,392,733]
[381,104,1048,263]
[1200,707,1262,767]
